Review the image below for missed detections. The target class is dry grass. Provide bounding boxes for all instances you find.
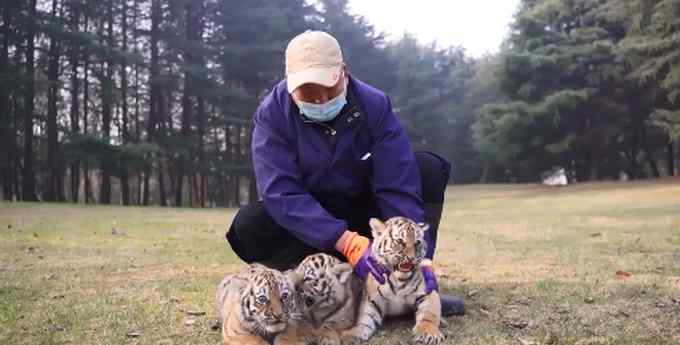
[1,180,680,345]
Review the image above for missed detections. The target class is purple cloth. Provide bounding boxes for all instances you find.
[251,75,426,251]
[421,266,439,294]
[354,242,389,284]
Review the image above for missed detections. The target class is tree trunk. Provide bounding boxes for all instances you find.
[0,1,12,200]
[176,1,204,207]
[158,91,168,207]
[158,158,167,207]
[587,147,599,182]
[248,173,257,204]
[233,175,240,206]
[12,83,21,200]
[234,125,244,205]
[99,1,114,204]
[12,95,20,200]
[176,6,192,207]
[629,118,641,179]
[667,140,675,177]
[46,0,61,202]
[197,97,206,208]
[479,163,490,183]
[224,125,233,206]
[145,0,161,206]
[83,37,92,204]
[68,3,81,203]
[641,124,660,178]
[22,0,38,201]
[120,0,130,205]
[130,0,143,206]
[135,62,143,205]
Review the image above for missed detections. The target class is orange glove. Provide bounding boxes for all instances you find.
[337,231,370,266]
[336,230,388,284]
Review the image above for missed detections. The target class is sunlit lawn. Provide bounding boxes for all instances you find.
[1,179,679,345]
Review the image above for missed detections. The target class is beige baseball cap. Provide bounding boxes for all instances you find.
[285,31,344,93]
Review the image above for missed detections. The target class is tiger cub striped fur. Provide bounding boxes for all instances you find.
[275,253,361,345]
[342,217,445,345]
[216,264,300,345]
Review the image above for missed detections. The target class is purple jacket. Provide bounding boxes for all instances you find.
[251,76,425,251]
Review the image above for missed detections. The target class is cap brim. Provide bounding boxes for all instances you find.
[287,66,341,93]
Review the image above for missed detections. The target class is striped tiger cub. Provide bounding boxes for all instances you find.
[342,217,445,345]
[216,264,300,345]
[275,253,361,345]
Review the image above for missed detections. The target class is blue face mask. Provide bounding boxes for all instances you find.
[296,86,347,122]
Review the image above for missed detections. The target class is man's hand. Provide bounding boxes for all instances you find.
[336,231,388,284]
[420,259,439,294]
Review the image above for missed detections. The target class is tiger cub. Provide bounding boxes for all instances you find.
[216,264,300,345]
[275,253,361,345]
[342,217,445,345]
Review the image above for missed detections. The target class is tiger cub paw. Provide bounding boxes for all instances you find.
[412,323,445,345]
[305,334,340,345]
[340,328,371,344]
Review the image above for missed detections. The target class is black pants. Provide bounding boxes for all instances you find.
[226,151,451,270]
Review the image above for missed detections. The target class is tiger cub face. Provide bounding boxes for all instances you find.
[240,265,299,334]
[370,217,429,277]
[294,254,353,318]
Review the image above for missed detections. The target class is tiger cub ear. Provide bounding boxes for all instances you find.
[284,269,303,288]
[369,218,386,238]
[417,222,430,232]
[332,263,353,284]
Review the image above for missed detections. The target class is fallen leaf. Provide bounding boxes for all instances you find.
[584,297,595,304]
[557,305,570,314]
[543,331,558,345]
[507,318,529,329]
[184,318,197,326]
[186,310,206,316]
[615,270,632,278]
[48,324,65,332]
[517,337,537,345]
[126,331,141,338]
[590,233,602,238]
[512,296,531,306]
[575,336,606,345]
[210,319,221,331]
[467,290,479,298]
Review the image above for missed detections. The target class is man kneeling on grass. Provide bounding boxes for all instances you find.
[225,30,464,317]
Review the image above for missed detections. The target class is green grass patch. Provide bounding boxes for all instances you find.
[2,180,680,344]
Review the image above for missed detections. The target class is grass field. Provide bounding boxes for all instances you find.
[1,180,680,345]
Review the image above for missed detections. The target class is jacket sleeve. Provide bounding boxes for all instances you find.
[370,96,427,230]
[251,105,347,251]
